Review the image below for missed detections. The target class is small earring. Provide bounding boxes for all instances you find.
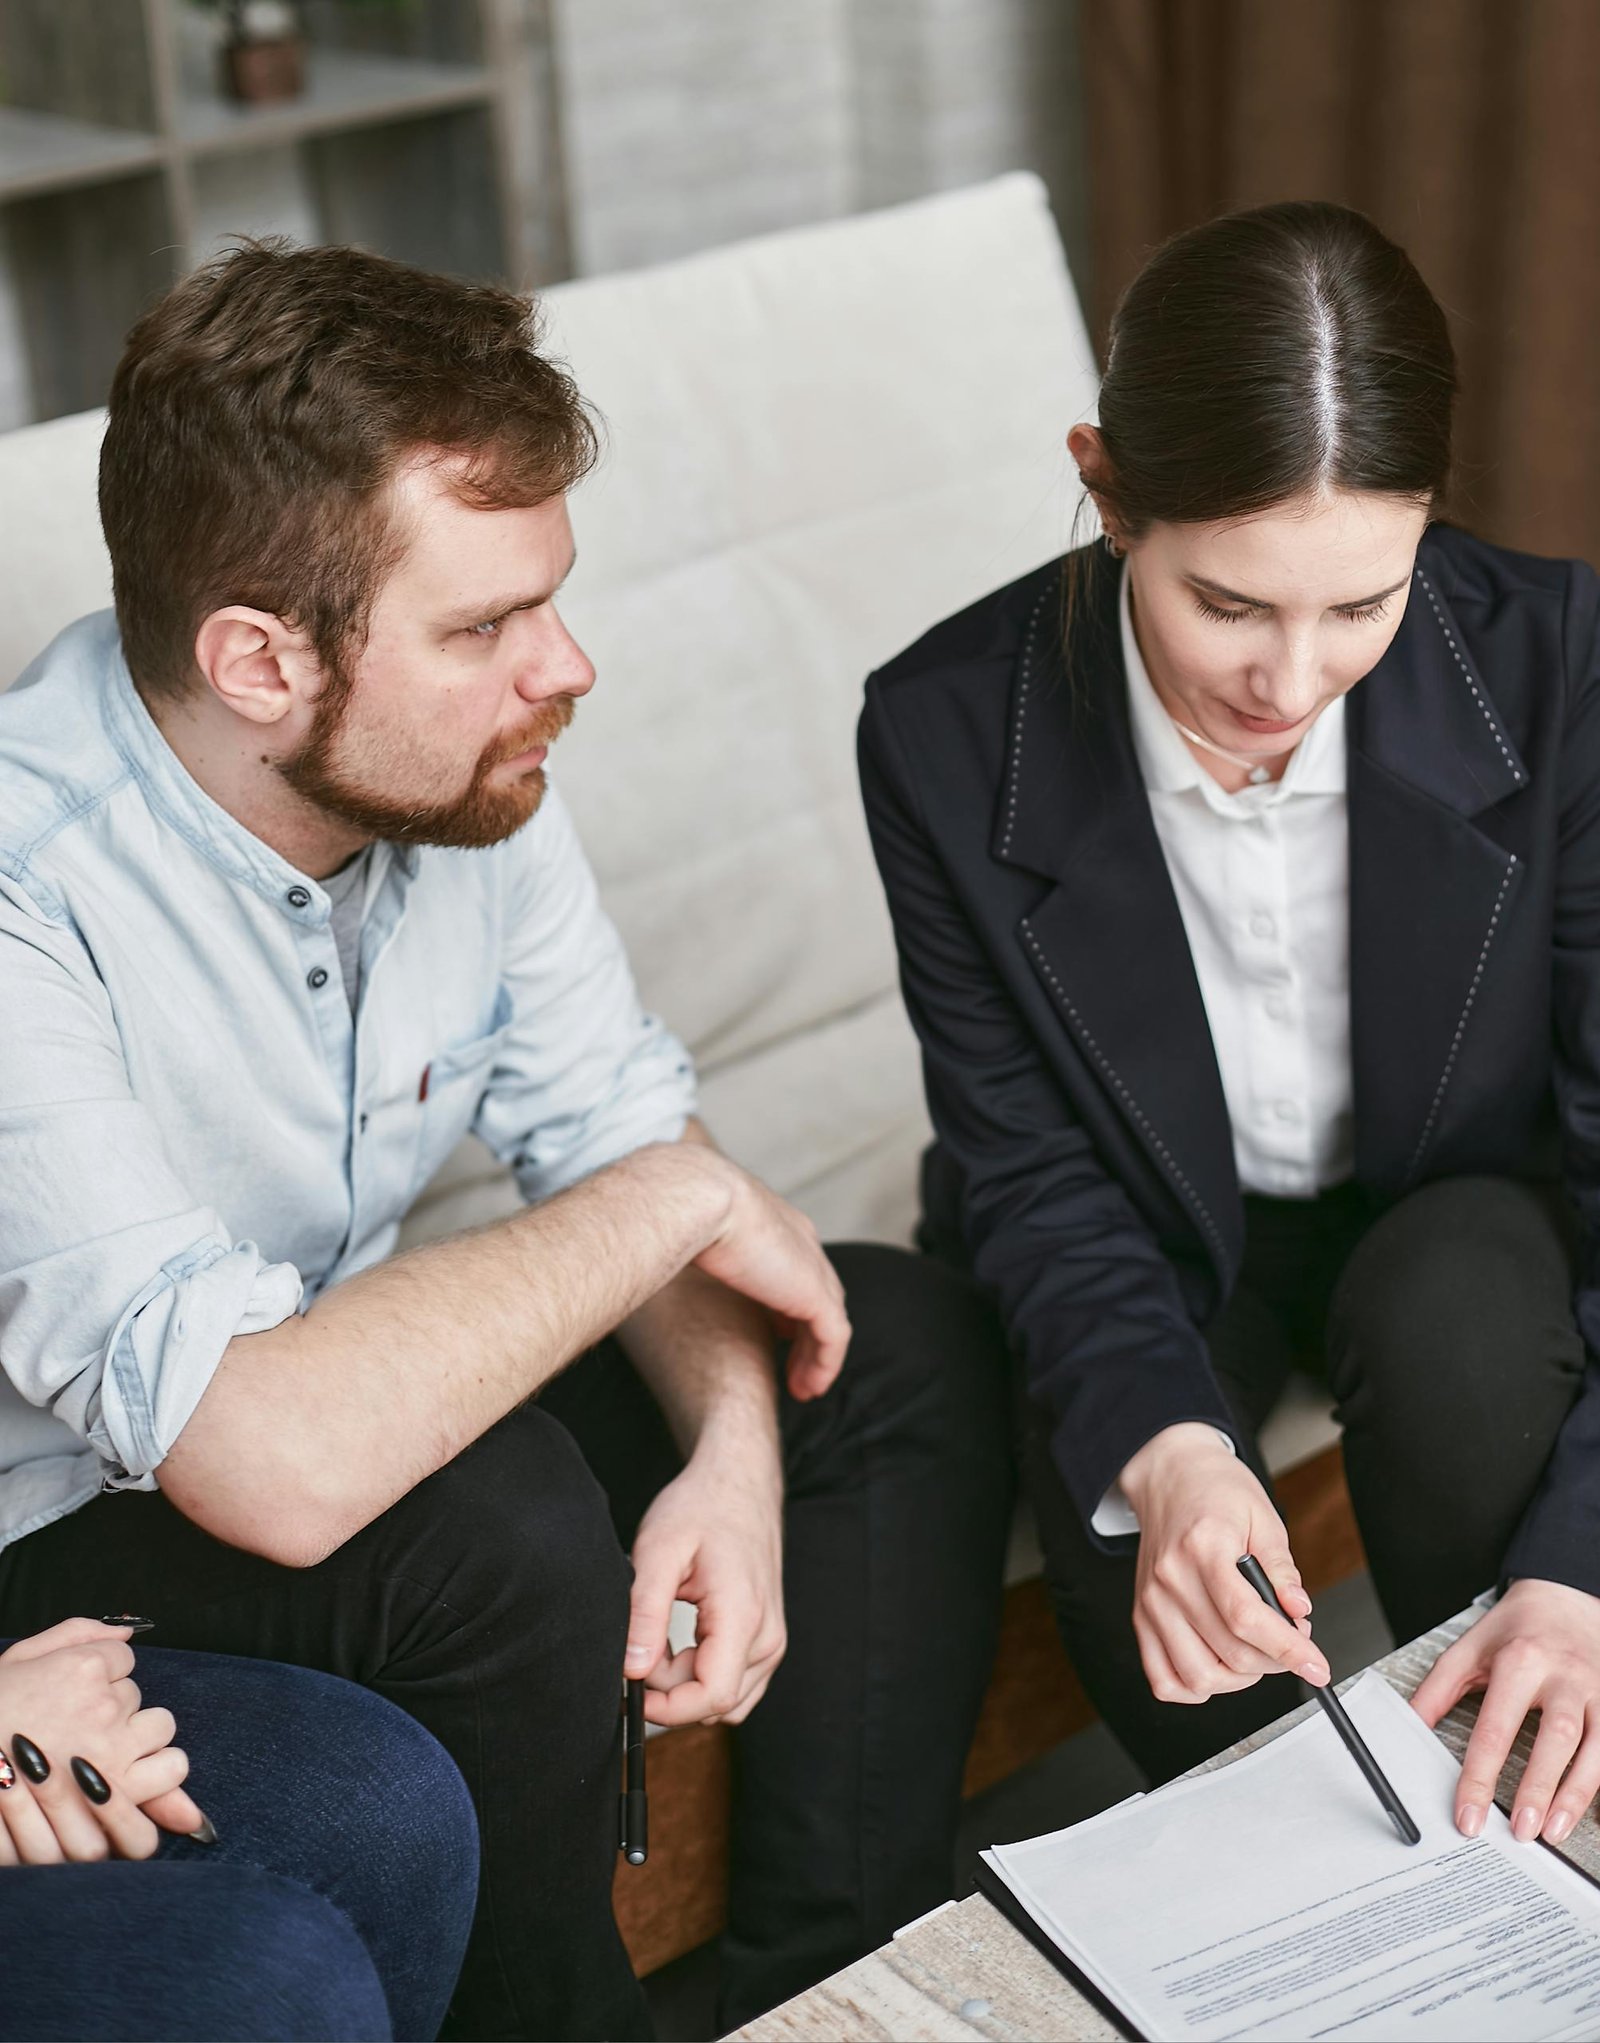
[1103,533,1125,560]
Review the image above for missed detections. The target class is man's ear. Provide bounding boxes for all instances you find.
[192,607,320,727]
[1065,422,1128,549]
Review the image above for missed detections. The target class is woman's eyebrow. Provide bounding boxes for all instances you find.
[1187,571,1412,611]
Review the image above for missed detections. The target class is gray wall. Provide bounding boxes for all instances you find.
[550,0,1089,295]
[0,0,1091,431]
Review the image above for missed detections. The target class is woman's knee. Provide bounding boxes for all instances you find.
[196,1871,393,2041]
[0,1863,391,2042]
[1326,1175,1581,1425]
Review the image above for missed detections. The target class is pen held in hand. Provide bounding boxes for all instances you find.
[1236,1553,1421,1846]
[619,1676,648,1866]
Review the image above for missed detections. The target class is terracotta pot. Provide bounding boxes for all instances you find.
[219,35,306,104]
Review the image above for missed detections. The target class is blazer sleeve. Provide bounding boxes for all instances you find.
[1505,560,1600,1597]
[858,680,1242,1542]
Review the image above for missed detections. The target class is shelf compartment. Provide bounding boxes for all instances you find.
[3,172,178,420]
[307,107,504,284]
[176,49,492,158]
[0,106,162,203]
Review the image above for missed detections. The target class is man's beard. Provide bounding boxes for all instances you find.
[278,660,576,850]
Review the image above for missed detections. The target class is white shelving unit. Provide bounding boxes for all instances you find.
[0,0,565,425]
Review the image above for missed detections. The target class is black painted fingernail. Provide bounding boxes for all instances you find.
[189,1813,218,1846]
[70,1756,112,1805]
[12,1735,49,1784]
[99,1614,154,1633]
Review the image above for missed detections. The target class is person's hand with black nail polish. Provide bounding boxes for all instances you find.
[0,1618,213,1864]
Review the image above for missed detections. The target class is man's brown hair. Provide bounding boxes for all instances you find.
[100,239,600,704]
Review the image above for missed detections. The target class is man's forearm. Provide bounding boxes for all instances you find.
[160,1142,739,1565]
[618,1266,782,1461]
[615,1121,782,1467]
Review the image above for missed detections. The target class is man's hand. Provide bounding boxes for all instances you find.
[622,1440,787,1728]
[0,1619,206,1862]
[1411,1578,1600,1846]
[1119,1424,1330,1704]
[690,1161,851,1401]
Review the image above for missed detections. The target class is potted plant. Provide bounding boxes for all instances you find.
[213,0,306,105]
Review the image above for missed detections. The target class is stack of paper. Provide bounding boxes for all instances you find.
[981,1672,1600,2040]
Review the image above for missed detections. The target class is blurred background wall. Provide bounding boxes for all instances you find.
[1,0,1595,561]
[0,0,1089,429]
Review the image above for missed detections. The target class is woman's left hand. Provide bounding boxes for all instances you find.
[1411,1578,1600,1846]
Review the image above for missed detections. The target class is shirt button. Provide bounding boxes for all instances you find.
[1274,1099,1302,1123]
[1264,994,1289,1022]
[359,1111,369,1134]
[1249,912,1276,940]
[286,886,311,909]
[307,966,329,990]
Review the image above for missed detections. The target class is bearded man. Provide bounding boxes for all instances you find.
[0,243,1011,2041]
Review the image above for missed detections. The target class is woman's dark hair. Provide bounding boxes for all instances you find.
[1068,201,1455,637]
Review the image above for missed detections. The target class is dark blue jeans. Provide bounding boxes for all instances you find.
[0,1647,478,2041]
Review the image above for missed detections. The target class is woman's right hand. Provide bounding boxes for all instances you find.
[0,1618,206,1863]
[1118,1423,1331,1704]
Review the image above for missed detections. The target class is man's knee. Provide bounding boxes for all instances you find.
[402,1406,631,1645]
[819,1242,1011,1464]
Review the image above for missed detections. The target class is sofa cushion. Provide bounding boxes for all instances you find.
[516,172,1100,1228]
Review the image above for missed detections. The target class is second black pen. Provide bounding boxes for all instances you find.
[1237,1553,1421,1846]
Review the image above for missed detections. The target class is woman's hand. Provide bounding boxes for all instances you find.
[0,1618,206,1863]
[1411,1578,1600,1846]
[1119,1423,1331,1704]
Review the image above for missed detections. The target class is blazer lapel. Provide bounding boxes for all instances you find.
[1347,554,1528,1193]
[995,547,1244,1282]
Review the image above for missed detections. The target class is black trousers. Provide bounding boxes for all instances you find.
[1015,1175,1589,1787]
[0,1243,1013,2041]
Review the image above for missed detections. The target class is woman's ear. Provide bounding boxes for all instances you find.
[1066,422,1127,549]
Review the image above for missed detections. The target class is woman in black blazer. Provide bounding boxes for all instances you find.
[861,201,1600,1850]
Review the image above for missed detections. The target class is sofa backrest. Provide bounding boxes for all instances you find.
[0,175,1098,1240]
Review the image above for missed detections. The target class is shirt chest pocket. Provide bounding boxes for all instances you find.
[406,984,516,1205]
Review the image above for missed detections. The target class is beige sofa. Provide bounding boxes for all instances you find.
[0,175,1349,1970]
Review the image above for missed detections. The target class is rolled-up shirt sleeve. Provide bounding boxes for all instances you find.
[473,786,698,1202]
[0,882,302,1489]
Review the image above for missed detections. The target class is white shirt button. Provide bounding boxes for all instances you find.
[1273,1099,1302,1123]
[1249,912,1277,939]
[1264,993,1290,1022]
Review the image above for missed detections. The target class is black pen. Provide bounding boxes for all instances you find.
[1237,1554,1421,1846]
[619,1677,647,1866]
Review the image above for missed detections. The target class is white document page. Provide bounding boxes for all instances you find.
[983,1671,1600,2040]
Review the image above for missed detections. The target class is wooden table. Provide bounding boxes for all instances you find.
[731,1602,1600,2042]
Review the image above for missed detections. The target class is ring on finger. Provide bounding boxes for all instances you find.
[0,1751,12,1790]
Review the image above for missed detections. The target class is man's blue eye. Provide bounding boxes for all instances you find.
[468,618,501,639]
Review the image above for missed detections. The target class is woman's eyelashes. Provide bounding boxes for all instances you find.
[1194,596,1258,624]
[1191,594,1393,626]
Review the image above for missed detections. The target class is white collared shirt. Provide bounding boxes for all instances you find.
[1121,565,1354,1199]
[1090,570,1354,1537]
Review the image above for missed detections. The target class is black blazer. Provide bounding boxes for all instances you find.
[859,523,1600,1594]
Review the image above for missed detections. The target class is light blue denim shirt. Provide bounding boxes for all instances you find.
[0,612,696,1553]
